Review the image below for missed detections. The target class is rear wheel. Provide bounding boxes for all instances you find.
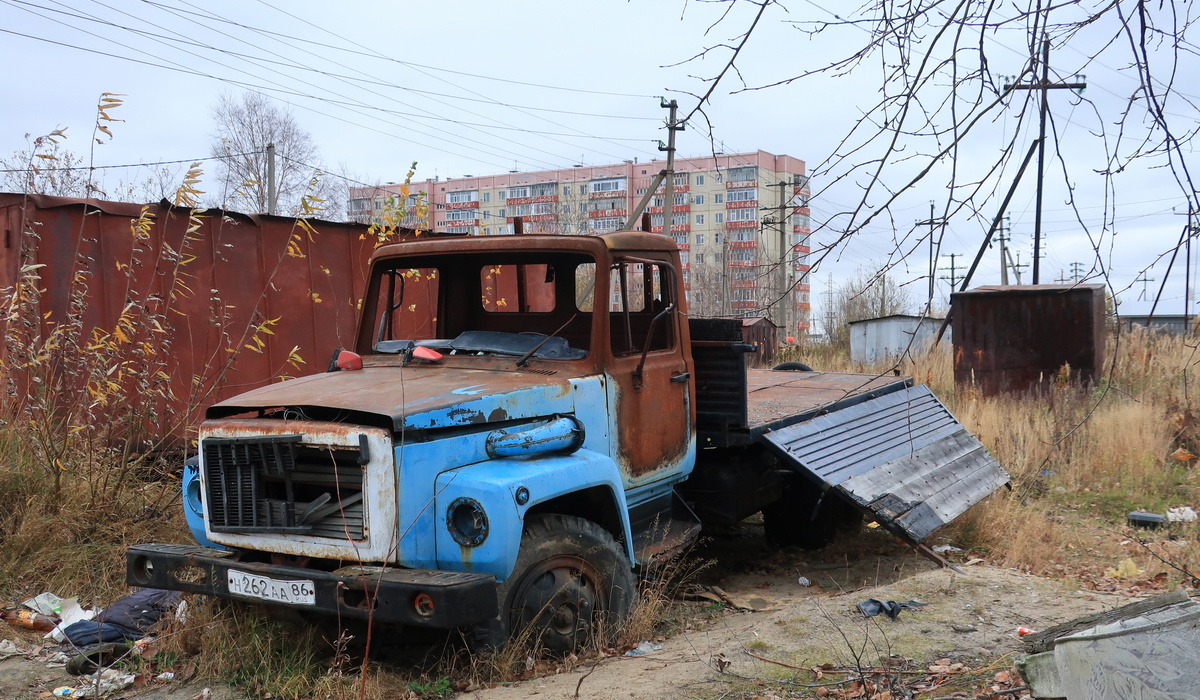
[772,361,814,372]
[479,514,636,653]
[763,488,862,550]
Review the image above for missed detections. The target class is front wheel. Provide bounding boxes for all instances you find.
[481,514,636,653]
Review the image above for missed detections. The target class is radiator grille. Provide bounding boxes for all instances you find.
[203,435,366,540]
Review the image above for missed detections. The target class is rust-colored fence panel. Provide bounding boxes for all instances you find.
[950,284,1106,396]
[0,193,397,441]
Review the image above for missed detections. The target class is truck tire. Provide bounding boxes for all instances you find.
[477,514,636,653]
[772,361,814,372]
[763,490,862,550]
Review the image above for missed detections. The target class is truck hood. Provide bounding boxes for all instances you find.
[206,366,582,432]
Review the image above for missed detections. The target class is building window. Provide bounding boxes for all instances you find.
[499,208,506,217]
[636,187,648,195]
[728,165,756,181]
[714,193,724,204]
[728,188,757,202]
[579,185,586,195]
[447,190,477,203]
[563,185,570,195]
[579,203,586,213]
[679,251,689,265]
[508,186,530,199]
[562,204,570,214]
[591,217,621,232]
[446,209,475,221]
[695,214,704,225]
[590,178,627,194]
[563,224,572,233]
[696,175,705,185]
[715,233,722,244]
[672,173,688,187]
[482,211,490,219]
[694,194,704,205]
[445,226,472,234]
[695,234,705,245]
[482,192,490,202]
[695,253,705,264]
[728,208,755,221]
[499,191,506,200]
[732,230,753,241]
[715,213,724,223]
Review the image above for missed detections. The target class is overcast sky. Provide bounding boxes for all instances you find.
[3,0,1197,319]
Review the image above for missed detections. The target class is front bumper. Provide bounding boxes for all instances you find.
[127,543,497,628]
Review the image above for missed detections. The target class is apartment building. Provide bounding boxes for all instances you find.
[348,150,812,334]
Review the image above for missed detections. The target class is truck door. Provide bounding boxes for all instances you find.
[605,256,693,484]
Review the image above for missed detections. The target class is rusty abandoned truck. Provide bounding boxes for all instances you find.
[128,231,1008,650]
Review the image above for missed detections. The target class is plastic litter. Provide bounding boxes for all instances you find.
[624,640,664,656]
[932,545,962,553]
[155,672,175,681]
[1167,506,1198,523]
[796,576,811,587]
[2,609,58,631]
[1017,626,1036,636]
[857,598,928,620]
[0,639,23,659]
[52,688,78,698]
[46,598,97,643]
[24,592,64,616]
[1128,511,1167,528]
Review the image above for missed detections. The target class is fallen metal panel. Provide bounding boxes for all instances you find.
[759,385,1008,542]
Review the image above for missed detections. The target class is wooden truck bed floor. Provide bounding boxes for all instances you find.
[743,370,910,436]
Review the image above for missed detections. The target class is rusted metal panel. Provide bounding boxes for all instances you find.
[741,317,778,364]
[759,384,1008,543]
[951,284,1106,396]
[0,193,404,441]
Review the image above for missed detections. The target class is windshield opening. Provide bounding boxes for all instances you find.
[365,252,595,361]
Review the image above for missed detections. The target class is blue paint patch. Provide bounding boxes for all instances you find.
[184,461,228,550]
[451,385,486,395]
[433,449,630,581]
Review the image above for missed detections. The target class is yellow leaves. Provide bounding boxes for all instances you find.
[310,292,322,303]
[174,164,205,208]
[286,346,306,369]
[320,266,331,276]
[94,93,124,143]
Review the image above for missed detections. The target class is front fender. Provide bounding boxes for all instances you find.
[433,449,630,582]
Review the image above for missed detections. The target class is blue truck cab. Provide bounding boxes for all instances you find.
[128,231,1007,651]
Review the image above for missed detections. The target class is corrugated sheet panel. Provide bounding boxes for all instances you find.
[760,385,1008,542]
[0,193,422,443]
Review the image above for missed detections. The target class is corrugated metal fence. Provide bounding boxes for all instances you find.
[0,193,395,441]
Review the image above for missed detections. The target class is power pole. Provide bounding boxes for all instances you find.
[916,201,948,312]
[764,179,792,332]
[1136,272,1155,301]
[823,273,836,339]
[625,99,683,231]
[938,253,963,297]
[996,216,1011,285]
[266,142,277,215]
[1054,270,1070,284]
[1070,261,1084,282]
[1176,209,1199,330]
[1006,36,1087,284]
[1011,251,1030,285]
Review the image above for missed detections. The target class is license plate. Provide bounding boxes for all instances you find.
[227,569,315,605]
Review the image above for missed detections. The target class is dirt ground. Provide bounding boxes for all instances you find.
[0,526,1134,700]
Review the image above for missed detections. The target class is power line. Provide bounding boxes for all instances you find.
[0,151,261,174]
[8,1,580,171]
[142,0,658,100]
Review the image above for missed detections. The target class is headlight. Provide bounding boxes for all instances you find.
[446,497,488,547]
